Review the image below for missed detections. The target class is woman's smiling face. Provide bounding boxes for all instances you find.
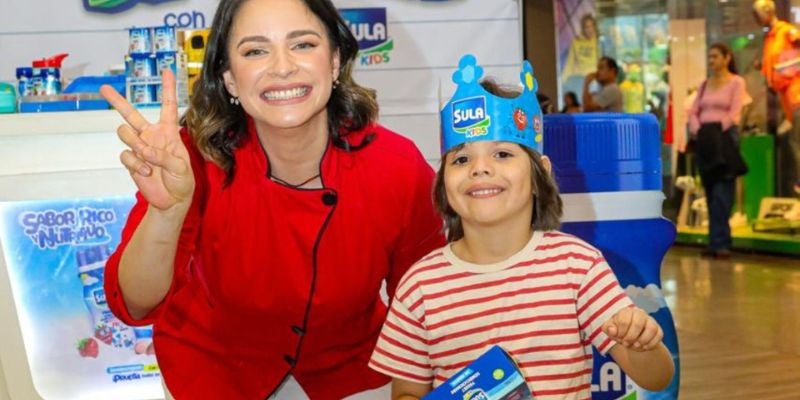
[222,0,340,132]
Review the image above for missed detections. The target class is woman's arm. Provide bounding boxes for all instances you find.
[561,44,578,82]
[100,70,197,321]
[688,83,704,135]
[386,147,445,299]
[118,205,190,319]
[723,76,746,131]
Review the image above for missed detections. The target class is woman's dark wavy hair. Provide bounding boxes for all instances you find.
[433,79,563,242]
[182,0,378,180]
[710,42,738,74]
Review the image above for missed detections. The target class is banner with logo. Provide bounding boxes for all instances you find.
[0,0,523,161]
[0,196,163,400]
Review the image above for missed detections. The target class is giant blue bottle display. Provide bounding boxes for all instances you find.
[543,113,679,400]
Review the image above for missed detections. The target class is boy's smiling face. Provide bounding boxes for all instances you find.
[444,141,534,230]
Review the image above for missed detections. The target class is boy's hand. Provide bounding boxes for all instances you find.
[602,307,663,352]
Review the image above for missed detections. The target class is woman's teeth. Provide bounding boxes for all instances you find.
[264,87,308,100]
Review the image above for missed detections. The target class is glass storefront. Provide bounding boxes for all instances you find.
[552,0,800,254]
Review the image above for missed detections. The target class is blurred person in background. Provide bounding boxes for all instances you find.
[688,43,749,259]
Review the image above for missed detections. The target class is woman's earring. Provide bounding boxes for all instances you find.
[230,96,240,106]
[332,79,340,90]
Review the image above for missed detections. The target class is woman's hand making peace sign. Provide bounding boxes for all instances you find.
[100,70,195,212]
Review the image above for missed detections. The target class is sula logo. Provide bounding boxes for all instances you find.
[339,8,394,66]
[83,0,181,14]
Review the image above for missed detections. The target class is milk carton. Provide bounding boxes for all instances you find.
[76,245,135,350]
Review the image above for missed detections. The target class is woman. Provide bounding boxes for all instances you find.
[99,0,444,398]
[561,90,581,113]
[688,43,749,259]
[561,14,602,100]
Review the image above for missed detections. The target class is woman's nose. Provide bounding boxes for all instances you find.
[268,47,299,78]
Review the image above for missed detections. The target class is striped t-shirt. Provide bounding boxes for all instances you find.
[369,230,633,400]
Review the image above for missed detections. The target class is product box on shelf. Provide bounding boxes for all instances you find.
[125,26,189,108]
[18,75,125,113]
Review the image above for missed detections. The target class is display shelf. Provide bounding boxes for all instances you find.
[0,109,164,400]
[676,225,800,256]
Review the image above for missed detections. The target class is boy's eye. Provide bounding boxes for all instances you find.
[452,155,469,165]
[495,151,513,158]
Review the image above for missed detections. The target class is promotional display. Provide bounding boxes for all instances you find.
[544,113,680,400]
[0,1,525,398]
[0,0,523,161]
[555,0,602,103]
[439,54,543,154]
[0,196,163,400]
[424,346,532,400]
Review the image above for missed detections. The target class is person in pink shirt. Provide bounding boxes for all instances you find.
[688,42,750,259]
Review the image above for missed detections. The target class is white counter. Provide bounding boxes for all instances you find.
[0,110,151,202]
[0,110,150,400]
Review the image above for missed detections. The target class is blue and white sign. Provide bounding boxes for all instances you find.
[0,196,163,400]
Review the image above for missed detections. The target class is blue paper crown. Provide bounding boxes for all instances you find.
[440,54,543,154]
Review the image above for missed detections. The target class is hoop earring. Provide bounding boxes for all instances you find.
[230,96,240,106]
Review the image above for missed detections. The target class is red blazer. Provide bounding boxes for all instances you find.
[104,120,445,399]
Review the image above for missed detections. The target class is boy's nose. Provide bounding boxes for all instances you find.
[470,158,493,177]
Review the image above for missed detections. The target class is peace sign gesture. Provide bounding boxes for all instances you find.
[100,69,195,212]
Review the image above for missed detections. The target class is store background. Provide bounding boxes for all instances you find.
[2,0,799,399]
[0,0,528,164]
[0,1,527,399]
[540,0,800,253]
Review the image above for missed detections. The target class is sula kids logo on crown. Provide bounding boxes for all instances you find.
[452,96,490,138]
[83,0,180,14]
[339,8,394,66]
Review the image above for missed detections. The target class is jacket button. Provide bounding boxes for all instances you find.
[284,355,296,367]
[321,192,337,206]
[291,325,305,336]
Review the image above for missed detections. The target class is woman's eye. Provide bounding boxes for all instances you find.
[244,48,267,57]
[293,42,317,50]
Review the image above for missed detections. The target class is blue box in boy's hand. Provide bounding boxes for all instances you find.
[423,345,533,400]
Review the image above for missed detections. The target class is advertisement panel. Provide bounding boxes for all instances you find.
[0,0,524,162]
[0,196,163,400]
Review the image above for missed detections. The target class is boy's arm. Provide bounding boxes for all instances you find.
[604,307,675,391]
[392,378,432,400]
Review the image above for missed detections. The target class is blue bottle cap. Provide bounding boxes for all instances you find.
[16,67,33,79]
[543,113,662,193]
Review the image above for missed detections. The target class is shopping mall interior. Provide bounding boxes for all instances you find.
[0,0,799,399]
[523,1,800,398]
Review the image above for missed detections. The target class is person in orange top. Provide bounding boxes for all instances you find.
[754,0,800,196]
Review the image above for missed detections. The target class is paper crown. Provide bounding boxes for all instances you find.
[440,54,543,154]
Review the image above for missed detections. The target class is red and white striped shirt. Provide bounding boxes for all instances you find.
[369,230,633,400]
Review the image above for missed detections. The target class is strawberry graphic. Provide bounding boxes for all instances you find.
[77,338,99,358]
[95,325,113,345]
